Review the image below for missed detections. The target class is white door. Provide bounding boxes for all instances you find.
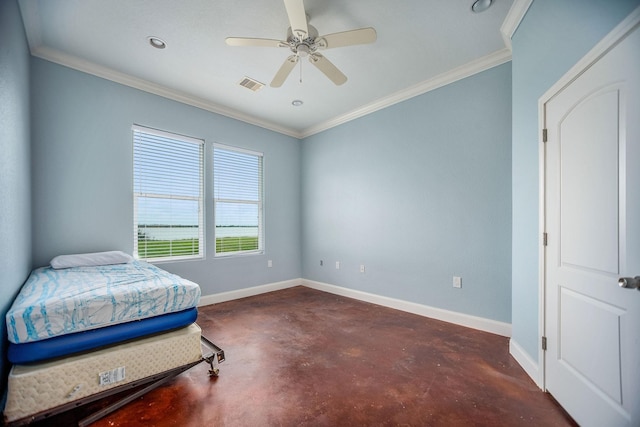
[544,23,640,427]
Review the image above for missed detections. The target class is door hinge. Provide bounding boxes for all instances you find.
[543,232,548,246]
[542,128,548,142]
[542,336,547,351]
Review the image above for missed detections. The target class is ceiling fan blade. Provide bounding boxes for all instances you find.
[316,27,377,50]
[270,55,299,88]
[226,37,287,48]
[283,0,309,40]
[309,53,347,86]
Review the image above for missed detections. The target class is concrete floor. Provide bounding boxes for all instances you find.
[31,286,576,426]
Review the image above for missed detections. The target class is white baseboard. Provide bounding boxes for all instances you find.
[301,279,512,337]
[198,278,302,306]
[509,338,543,389]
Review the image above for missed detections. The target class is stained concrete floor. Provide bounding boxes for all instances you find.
[31,286,576,426]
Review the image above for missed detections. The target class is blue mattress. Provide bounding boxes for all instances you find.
[7,307,198,364]
[6,260,201,344]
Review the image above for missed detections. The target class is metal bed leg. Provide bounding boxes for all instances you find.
[200,335,225,377]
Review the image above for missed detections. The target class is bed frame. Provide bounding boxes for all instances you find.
[4,332,225,427]
[4,256,219,426]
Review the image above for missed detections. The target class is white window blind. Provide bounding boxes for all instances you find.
[213,144,263,255]
[133,125,204,261]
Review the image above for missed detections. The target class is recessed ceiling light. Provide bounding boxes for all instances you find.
[291,100,304,107]
[147,36,167,49]
[471,0,492,13]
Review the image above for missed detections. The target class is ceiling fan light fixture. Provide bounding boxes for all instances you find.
[296,44,311,57]
[147,36,167,49]
[227,0,376,87]
[471,0,492,13]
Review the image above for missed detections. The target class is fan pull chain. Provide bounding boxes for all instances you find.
[299,59,303,83]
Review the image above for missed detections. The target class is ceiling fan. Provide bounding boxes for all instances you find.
[225,0,376,87]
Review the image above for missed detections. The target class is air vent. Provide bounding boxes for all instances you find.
[239,77,264,92]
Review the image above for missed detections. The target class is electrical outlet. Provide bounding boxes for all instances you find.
[453,276,462,288]
[335,261,340,269]
[267,260,273,268]
[360,265,365,273]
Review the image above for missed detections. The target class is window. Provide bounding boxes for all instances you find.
[133,125,204,261]
[213,145,263,255]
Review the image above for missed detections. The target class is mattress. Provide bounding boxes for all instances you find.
[3,323,203,423]
[8,307,198,364]
[6,260,201,344]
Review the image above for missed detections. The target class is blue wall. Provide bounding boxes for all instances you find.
[30,59,302,296]
[0,0,32,388]
[302,63,512,323]
[9,0,637,391]
[511,0,640,362]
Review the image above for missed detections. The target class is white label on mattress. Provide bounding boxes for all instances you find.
[99,366,126,386]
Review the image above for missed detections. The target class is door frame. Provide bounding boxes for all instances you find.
[536,6,640,391]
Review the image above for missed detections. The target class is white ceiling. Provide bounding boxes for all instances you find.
[18,0,525,138]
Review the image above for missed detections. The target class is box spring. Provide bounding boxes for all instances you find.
[3,323,203,424]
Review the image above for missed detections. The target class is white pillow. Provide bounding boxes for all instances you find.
[50,251,134,269]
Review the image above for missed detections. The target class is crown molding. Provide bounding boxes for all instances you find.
[300,48,512,138]
[21,0,521,141]
[29,45,303,139]
[500,0,534,50]
[31,44,510,141]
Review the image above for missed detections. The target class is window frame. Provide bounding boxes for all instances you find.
[132,124,205,262]
[213,143,264,257]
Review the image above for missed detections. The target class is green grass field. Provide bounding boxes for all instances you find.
[138,236,258,258]
[215,236,259,253]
